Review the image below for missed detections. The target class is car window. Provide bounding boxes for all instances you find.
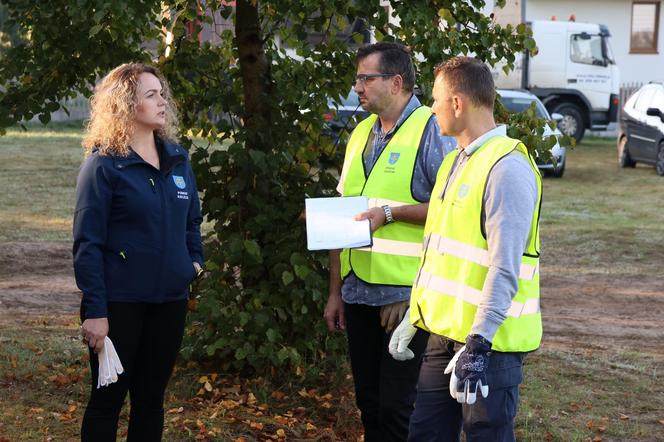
[634,87,655,112]
[501,97,548,118]
[344,90,360,107]
[650,87,664,112]
[329,90,361,109]
[625,90,641,110]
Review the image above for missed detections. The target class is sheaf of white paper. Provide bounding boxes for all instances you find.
[305,197,371,250]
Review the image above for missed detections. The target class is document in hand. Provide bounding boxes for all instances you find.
[305,196,372,250]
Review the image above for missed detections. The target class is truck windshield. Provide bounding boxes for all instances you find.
[602,36,615,64]
[570,34,606,66]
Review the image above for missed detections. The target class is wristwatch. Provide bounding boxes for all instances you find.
[382,205,395,224]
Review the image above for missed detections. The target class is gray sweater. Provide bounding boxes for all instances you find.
[441,126,539,343]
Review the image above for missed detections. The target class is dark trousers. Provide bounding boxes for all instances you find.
[409,334,524,442]
[344,302,429,442]
[80,300,188,442]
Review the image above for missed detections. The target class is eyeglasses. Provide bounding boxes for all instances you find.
[353,73,396,86]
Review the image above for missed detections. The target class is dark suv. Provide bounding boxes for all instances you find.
[617,83,664,175]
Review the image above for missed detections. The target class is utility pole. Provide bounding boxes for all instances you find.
[521,0,527,23]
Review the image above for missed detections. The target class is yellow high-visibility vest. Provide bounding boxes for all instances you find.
[410,135,543,352]
[339,106,432,286]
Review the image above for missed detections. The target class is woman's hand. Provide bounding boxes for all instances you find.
[193,261,204,280]
[81,317,109,353]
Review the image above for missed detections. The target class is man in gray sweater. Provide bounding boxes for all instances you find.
[389,56,543,442]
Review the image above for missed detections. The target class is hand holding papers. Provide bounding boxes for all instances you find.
[305,196,372,250]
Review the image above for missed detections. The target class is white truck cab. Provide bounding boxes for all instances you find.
[494,20,620,142]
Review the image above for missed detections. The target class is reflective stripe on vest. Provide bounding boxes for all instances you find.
[415,270,541,317]
[355,237,422,257]
[339,106,432,286]
[423,233,539,280]
[410,135,543,352]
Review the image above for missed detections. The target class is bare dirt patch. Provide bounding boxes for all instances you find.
[541,273,664,359]
[0,242,79,319]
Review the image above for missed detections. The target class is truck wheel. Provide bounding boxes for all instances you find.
[553,103,585,144]
[618,136,636,168]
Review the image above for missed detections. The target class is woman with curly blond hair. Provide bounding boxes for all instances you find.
[73,63,203,441]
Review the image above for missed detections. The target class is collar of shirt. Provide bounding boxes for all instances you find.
[461,124,507,157]
[371,94,421,140]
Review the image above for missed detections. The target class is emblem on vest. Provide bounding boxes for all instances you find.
[452,183,470,207]
[457,183,470,198]
[385,152,400,174]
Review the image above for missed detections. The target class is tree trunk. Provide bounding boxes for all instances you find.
[235,0,272,150]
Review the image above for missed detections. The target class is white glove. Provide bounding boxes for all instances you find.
[388,309,418,361]
[97,337,124,388]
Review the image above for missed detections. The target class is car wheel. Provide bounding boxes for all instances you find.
[656,142,664,176]
[550,156,566,178]
[553,103,585,144]
[618,136,636,168]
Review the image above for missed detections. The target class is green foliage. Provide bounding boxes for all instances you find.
[0,0,558,377]
[495,97,575,165]
[0,0,162,130]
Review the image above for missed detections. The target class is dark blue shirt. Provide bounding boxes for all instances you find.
[339,95,456,306]
[73,139,203,319]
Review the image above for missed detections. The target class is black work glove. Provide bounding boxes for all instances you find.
[444,334,492,404]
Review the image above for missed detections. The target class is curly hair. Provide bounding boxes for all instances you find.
[83,63,179,157]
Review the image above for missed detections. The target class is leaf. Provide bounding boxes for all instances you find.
[438,9,456,25]
[243,240,262,262]
[38,113,51,125]
[294,264,310,280]
[266,328,279,342]
[281,271,294,286]
[249,421,263,430]
[89,24,103,37]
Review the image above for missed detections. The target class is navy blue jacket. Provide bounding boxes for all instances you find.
[73,139,204,319]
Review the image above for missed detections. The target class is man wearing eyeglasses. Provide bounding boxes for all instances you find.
[324,42,455,442]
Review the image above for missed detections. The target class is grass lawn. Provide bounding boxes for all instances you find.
[1,127,663,441]
[0,125,84,241]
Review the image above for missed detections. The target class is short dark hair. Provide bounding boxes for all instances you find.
[356,42,416,92]
[433,57,495,109]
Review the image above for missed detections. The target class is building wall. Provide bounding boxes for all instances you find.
[527,0,664,85]
[492,0,523,26]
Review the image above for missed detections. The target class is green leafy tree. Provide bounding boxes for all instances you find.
[0,0,562,376]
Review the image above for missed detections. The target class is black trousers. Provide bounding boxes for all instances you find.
[344,302,429,442]
[408,334,524,442]
[80,300,188,442]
